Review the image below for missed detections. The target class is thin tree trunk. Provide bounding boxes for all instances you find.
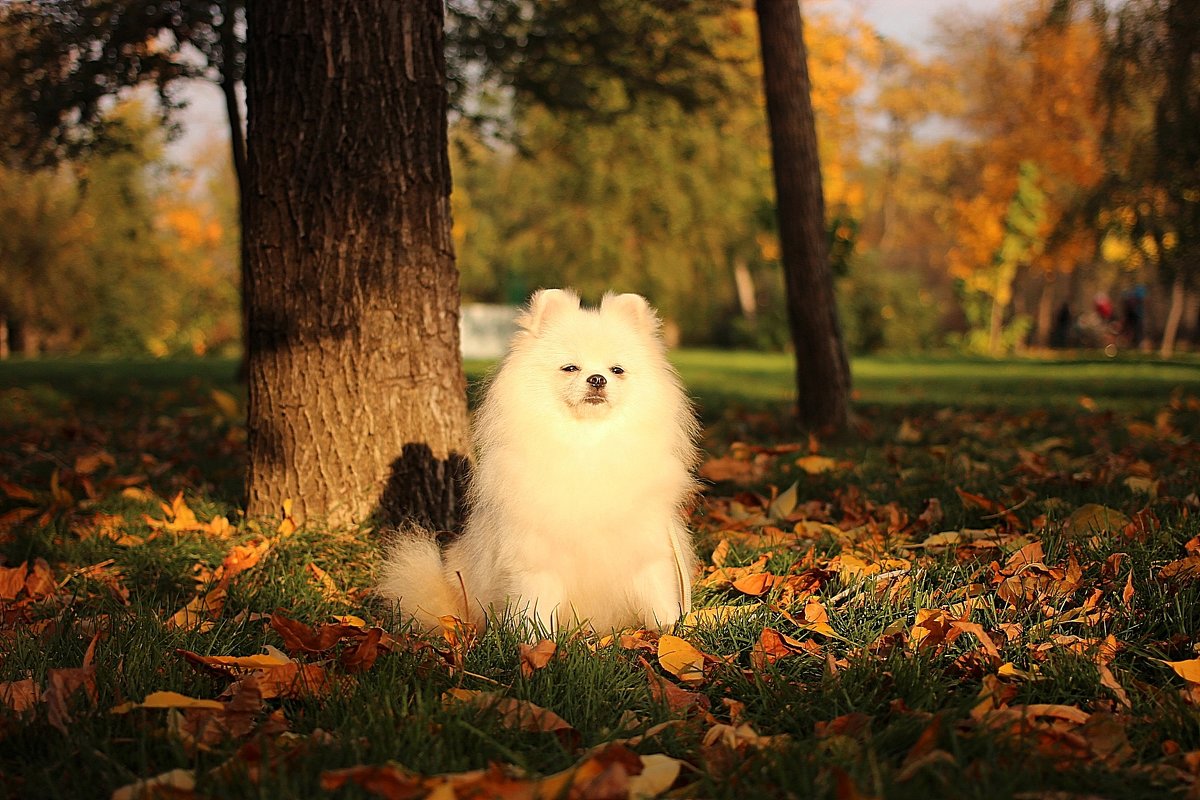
[1035,274,1055,349]
[989,295,1004,356]
[1161,273,1186,358]
[754,0,850,432]
[733,258,757,320]
[242,1,470,528]
[219,0,251,379]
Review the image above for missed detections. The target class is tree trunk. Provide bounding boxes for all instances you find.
[1161,273,1186,358]
[242,1,471,528]
[988,295,1004,356]
[732,258,757,320]
[1035,274,1055,349]
[219,0,251,380]
[754,0,850,432]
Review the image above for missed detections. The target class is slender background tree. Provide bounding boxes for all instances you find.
[754,0,851,432]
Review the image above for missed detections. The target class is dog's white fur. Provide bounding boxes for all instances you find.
[379,289,699,633]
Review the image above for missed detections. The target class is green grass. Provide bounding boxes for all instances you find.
[1,352,1199,799]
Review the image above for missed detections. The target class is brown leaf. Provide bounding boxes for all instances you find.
[0,563,27,600]
[1063,504,1131,538]
[0,479,36,502]
[444,688,579,747]
[0,678,40,714]
[24,557,56,599]
[341,628,386,674]
[73,451,115,476]
[519,639,558,678]
[43,665,97,734]
[111,769,196,800]
[320,764,425,800]
[750,627,810,671]
[270,612,362,655]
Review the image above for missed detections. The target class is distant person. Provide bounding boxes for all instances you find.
[1051,302,1072,348]
[1093,292,1113,324]
[1122,285,1147,348]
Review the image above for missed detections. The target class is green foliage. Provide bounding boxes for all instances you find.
[0,0,240,168]
[452,93,776,345]
[0,100,240,357]
[837,251,942,355]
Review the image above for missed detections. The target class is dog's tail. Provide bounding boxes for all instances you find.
[378,528,464,633]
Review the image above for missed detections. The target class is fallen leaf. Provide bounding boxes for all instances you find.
[519,639,558,677]
[795,455,839,475]
[0,679,40,714]
[111,769,196,800]
[1063,505,1130,538]
[657,635,706,685]
[681,605,755,627]
[732,571,775,596]
[1163,658,1200,685]
[628,753,682,798]
[111,691,225,714]
[444,688,578,744]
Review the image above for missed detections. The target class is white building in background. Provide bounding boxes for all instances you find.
[460,304,519,359]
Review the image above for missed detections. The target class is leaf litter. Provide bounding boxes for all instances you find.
[2,375,1200,797]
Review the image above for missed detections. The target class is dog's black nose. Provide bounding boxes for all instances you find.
[587,373,607,389]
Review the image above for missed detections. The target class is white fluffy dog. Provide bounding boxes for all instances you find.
[379,289,699,633]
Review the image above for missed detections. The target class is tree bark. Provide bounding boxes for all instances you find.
[754,0,850,432]
[219,0,251,379]
[242,1,470,528]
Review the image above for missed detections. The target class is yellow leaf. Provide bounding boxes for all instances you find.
[767,482,798,519]
[795,455,838,474]
[681,605,755,627]
[657,634,706,685]
[1163,658,1200,685]
[111,691,224,714]
[210,389,240,419]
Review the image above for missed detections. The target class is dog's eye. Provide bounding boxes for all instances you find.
[610,366,625,375]
[561,365,579,373]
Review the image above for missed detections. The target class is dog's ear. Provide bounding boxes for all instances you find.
[600,292,659,334]
[519,288,580,336]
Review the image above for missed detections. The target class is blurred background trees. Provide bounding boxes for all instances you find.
[1,0,1197,360]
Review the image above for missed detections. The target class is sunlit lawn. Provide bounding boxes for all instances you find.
[1,351,1200,799]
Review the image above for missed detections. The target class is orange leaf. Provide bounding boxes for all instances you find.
[0,479,35,502]
[519,639,558,677]
[0,563,27,601]
[320,764,424,798]
[732,572,775,596]
[1163,658,1200,685]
